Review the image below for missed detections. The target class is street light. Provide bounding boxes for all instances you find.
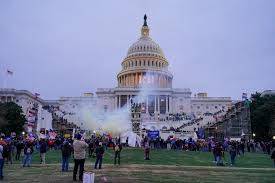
[22,132,25,135]
[252,133,256,137]
[272,136,275,140]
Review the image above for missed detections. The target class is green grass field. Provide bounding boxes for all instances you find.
[3,148,275,182]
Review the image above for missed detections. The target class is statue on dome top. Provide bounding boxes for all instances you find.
[143,14,148,26]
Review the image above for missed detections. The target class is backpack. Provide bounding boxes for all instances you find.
[2,145,9,158]
[115,145,120,152]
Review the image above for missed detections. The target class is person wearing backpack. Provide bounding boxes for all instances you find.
[22,142,34,167]
[114,142,122,165]
[61,140,72,172]
[94,142,105,169]
[0,144,4,180]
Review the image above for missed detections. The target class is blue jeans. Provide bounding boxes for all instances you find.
[23,154,32,167]
[0,159,4,178]
[216,156,222,166]
[230,152,236,165]
[62,156,70,171]
[94,155,103,169]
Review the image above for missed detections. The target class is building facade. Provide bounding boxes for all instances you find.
[0,16,233,137]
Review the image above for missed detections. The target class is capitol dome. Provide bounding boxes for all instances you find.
[117,15,173,89]
[126,36,165,58]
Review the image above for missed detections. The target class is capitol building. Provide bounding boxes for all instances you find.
[0,15,232,137]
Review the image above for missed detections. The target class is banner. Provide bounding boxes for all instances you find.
[147,130,159,140]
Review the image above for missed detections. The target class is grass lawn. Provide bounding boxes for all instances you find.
[3,148,275,182]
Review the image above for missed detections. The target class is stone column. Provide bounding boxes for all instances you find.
[146,96,149,114]
[158,96,160,112]
[118,95,121,108]
[154,95,157,114]
[166,95,168,114]
[126,95,129,108]
[169,96,172,113]
[115,96,118,109]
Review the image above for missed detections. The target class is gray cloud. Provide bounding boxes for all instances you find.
[1,0,274,100]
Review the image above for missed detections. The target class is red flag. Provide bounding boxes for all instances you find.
[7,70,13,75]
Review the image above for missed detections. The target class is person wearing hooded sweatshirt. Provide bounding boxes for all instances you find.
[72,134,88,181]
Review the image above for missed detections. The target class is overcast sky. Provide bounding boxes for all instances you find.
[1,0,274,100]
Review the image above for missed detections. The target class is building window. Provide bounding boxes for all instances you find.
[197,106,200,109]
[215,106,218,109]
[104,105,108,112]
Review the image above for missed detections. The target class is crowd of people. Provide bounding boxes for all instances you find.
[0,132,123,181]
[0,132,274,181]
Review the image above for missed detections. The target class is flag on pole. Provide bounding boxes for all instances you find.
[242,93,247,100]
[7,70,13,75]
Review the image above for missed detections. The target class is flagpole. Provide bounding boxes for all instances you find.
[3,68,7,88]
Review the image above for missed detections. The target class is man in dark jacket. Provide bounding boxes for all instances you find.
[114,143,122,165]
[94,142,104,169]
[214,143,224,166]
[61,140,72,172]
[15,140,24,161]
[228,141,237,166]
[22,142,34,167]
[40,139,47,165]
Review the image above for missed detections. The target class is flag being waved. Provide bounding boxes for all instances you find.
[7,70,13,75]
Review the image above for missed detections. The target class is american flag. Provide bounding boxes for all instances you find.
[7,70,13,75]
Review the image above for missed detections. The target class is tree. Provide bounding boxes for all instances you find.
[250,92,275,140]
[0,102,26,135]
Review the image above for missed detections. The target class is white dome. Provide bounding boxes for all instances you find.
[127,36,165,57]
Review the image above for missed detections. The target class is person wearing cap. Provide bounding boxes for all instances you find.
[94,142,105,169]
[73,134,88,181]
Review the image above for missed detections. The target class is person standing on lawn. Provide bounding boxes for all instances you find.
[271,143,275,168]
[22,142,34,167]
[94,142,105,169]
[0,144,4,180]
[143,138,150,160]
[61,140,72,172]
[39,139,47,165]
[114,142,122,165]
[73,134,88,181]
[228,141,237,166]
